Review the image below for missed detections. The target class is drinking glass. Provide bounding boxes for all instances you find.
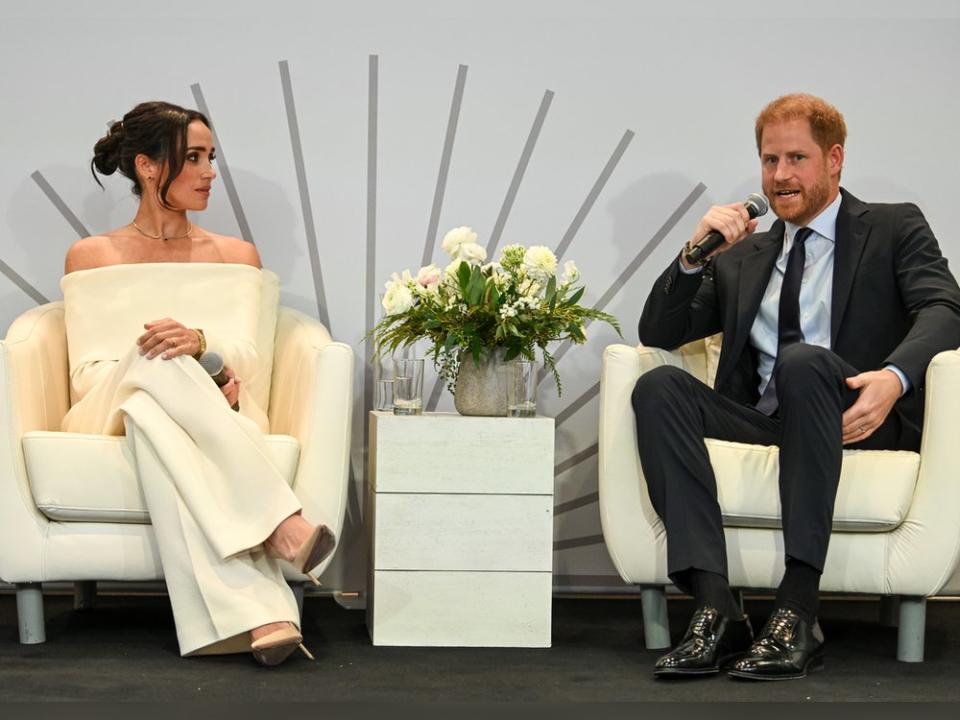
[392,358,424,415]
[506,360,537,417]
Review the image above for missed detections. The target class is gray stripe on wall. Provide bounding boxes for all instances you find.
[30,171,89,238]
[0,259,49,305]
[422,64,468,268]
[279,60,331,330]
[486,89,554,257]
[539,182,708,384]
[555,442,598,476]
[364,55,379,447]
[554,534,605,551]
[554,491,599,516]
[554,129,635,262]
[190,84,254,245]
[554,381,600,429]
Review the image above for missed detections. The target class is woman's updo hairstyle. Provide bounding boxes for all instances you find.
[91,101,211,208]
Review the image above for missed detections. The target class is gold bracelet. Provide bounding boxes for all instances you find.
[192,328,206,360]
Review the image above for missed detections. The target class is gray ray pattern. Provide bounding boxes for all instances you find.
[554,380,600,429]
[554,534,605,551]
[555,442,598,476]
[554,130,635,262]
[538,181,708,384]
[554,491,600,517]
[31,171,89,238]
[364,55,379,447]
[421,64,468,268]
[486,89,554,257]
[279,61,331,330]
[189,84,254,245]
[0,259,49,305]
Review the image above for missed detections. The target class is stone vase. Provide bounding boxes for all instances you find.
[453,347,514,416]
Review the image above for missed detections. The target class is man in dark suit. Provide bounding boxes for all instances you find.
[633,93,960,680]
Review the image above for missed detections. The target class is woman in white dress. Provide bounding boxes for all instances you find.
[62,101,334,666]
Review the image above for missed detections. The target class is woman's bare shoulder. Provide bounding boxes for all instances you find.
[64,234,122,273]
[203,230,262,268]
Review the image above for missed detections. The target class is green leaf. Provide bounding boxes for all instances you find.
[503,345,521,362]
[547,275,557,310]
[457,262,471,292]
[565,287,585,307]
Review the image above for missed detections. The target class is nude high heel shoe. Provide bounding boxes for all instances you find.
[266,523,337,586]
[250,626,315,667]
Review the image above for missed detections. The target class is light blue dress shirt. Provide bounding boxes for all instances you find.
[680,193,908,397]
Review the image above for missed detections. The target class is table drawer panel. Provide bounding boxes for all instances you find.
[371,412,554,494]
[374,493,553,571]
[370,570,552,647]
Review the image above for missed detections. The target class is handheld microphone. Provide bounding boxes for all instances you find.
[685,193,769,265]
[198,351,240,411]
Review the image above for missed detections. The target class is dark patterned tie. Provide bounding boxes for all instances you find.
[756,227,813,415]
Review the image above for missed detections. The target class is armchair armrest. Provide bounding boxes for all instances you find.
[889,348,960,596]
[598,344,685,585]
[0,302,70,581]
[268,307,355,577]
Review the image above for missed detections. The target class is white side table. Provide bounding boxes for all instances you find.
[367,411,554,647]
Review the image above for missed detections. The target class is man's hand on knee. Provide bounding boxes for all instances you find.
[841,369,903,444]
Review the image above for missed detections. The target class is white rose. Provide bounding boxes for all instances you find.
[382,282,415,315]
[441,226,478,258]
[458,242,487,265]
[561,260,580,285]
[416,264,442,291]
[523,246,558,279]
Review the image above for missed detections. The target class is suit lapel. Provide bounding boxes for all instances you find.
[831,191,871,344]
[723,223,783,381]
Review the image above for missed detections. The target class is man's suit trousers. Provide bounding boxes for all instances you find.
[631,343,912,584]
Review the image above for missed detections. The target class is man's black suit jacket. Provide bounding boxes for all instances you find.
[639,188,960,449]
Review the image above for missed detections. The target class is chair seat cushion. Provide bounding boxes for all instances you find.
[706,439,920,532]
[22,431,300,524]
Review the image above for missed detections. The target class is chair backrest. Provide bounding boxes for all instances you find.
[673,333,723,388]
[247,271,280,413]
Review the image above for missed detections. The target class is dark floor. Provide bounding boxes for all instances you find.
[0,592,958,702]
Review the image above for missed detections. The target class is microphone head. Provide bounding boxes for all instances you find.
[744,193,769,219]
[198,351,225,376]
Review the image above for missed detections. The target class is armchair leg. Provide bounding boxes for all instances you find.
[16,583,46,645]
[879,595,900,628]
[641,586,671,650]
[74,581,97,610]
[897,596,926,662]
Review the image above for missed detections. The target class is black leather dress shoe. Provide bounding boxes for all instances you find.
[653,605,753,677]
[728,607,825,681]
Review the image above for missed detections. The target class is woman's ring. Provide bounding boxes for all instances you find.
[858,425,865,434]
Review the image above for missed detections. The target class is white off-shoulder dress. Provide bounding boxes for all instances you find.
[61,263,301,656]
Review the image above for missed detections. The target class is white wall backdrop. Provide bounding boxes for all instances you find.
[2,0,959,596]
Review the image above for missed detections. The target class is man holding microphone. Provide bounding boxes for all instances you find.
[633,93,960,680]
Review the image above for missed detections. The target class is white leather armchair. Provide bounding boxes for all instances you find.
[598,336,960,662]
[0,301,354,644]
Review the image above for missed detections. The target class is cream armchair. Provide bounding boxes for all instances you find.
[0,300,354,644]
[598,337,960,662]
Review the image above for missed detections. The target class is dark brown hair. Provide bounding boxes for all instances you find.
[755,93,847,154]
[91,101,211,208]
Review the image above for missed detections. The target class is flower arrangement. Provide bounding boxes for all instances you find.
[370,226,621,396]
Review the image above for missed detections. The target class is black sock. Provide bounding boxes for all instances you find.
[680,569,741,619]
[775,557,821,623]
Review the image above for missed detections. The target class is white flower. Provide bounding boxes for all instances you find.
[458,242,487,265]
[523,246,558,280]
[561,260,580,285]
[441,226,478,258]
[499,304,518,319]
[444,259,464,281]
[416,264,442,291]
[382,279,415,315]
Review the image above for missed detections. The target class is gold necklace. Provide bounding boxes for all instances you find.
[132,220,193,241]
